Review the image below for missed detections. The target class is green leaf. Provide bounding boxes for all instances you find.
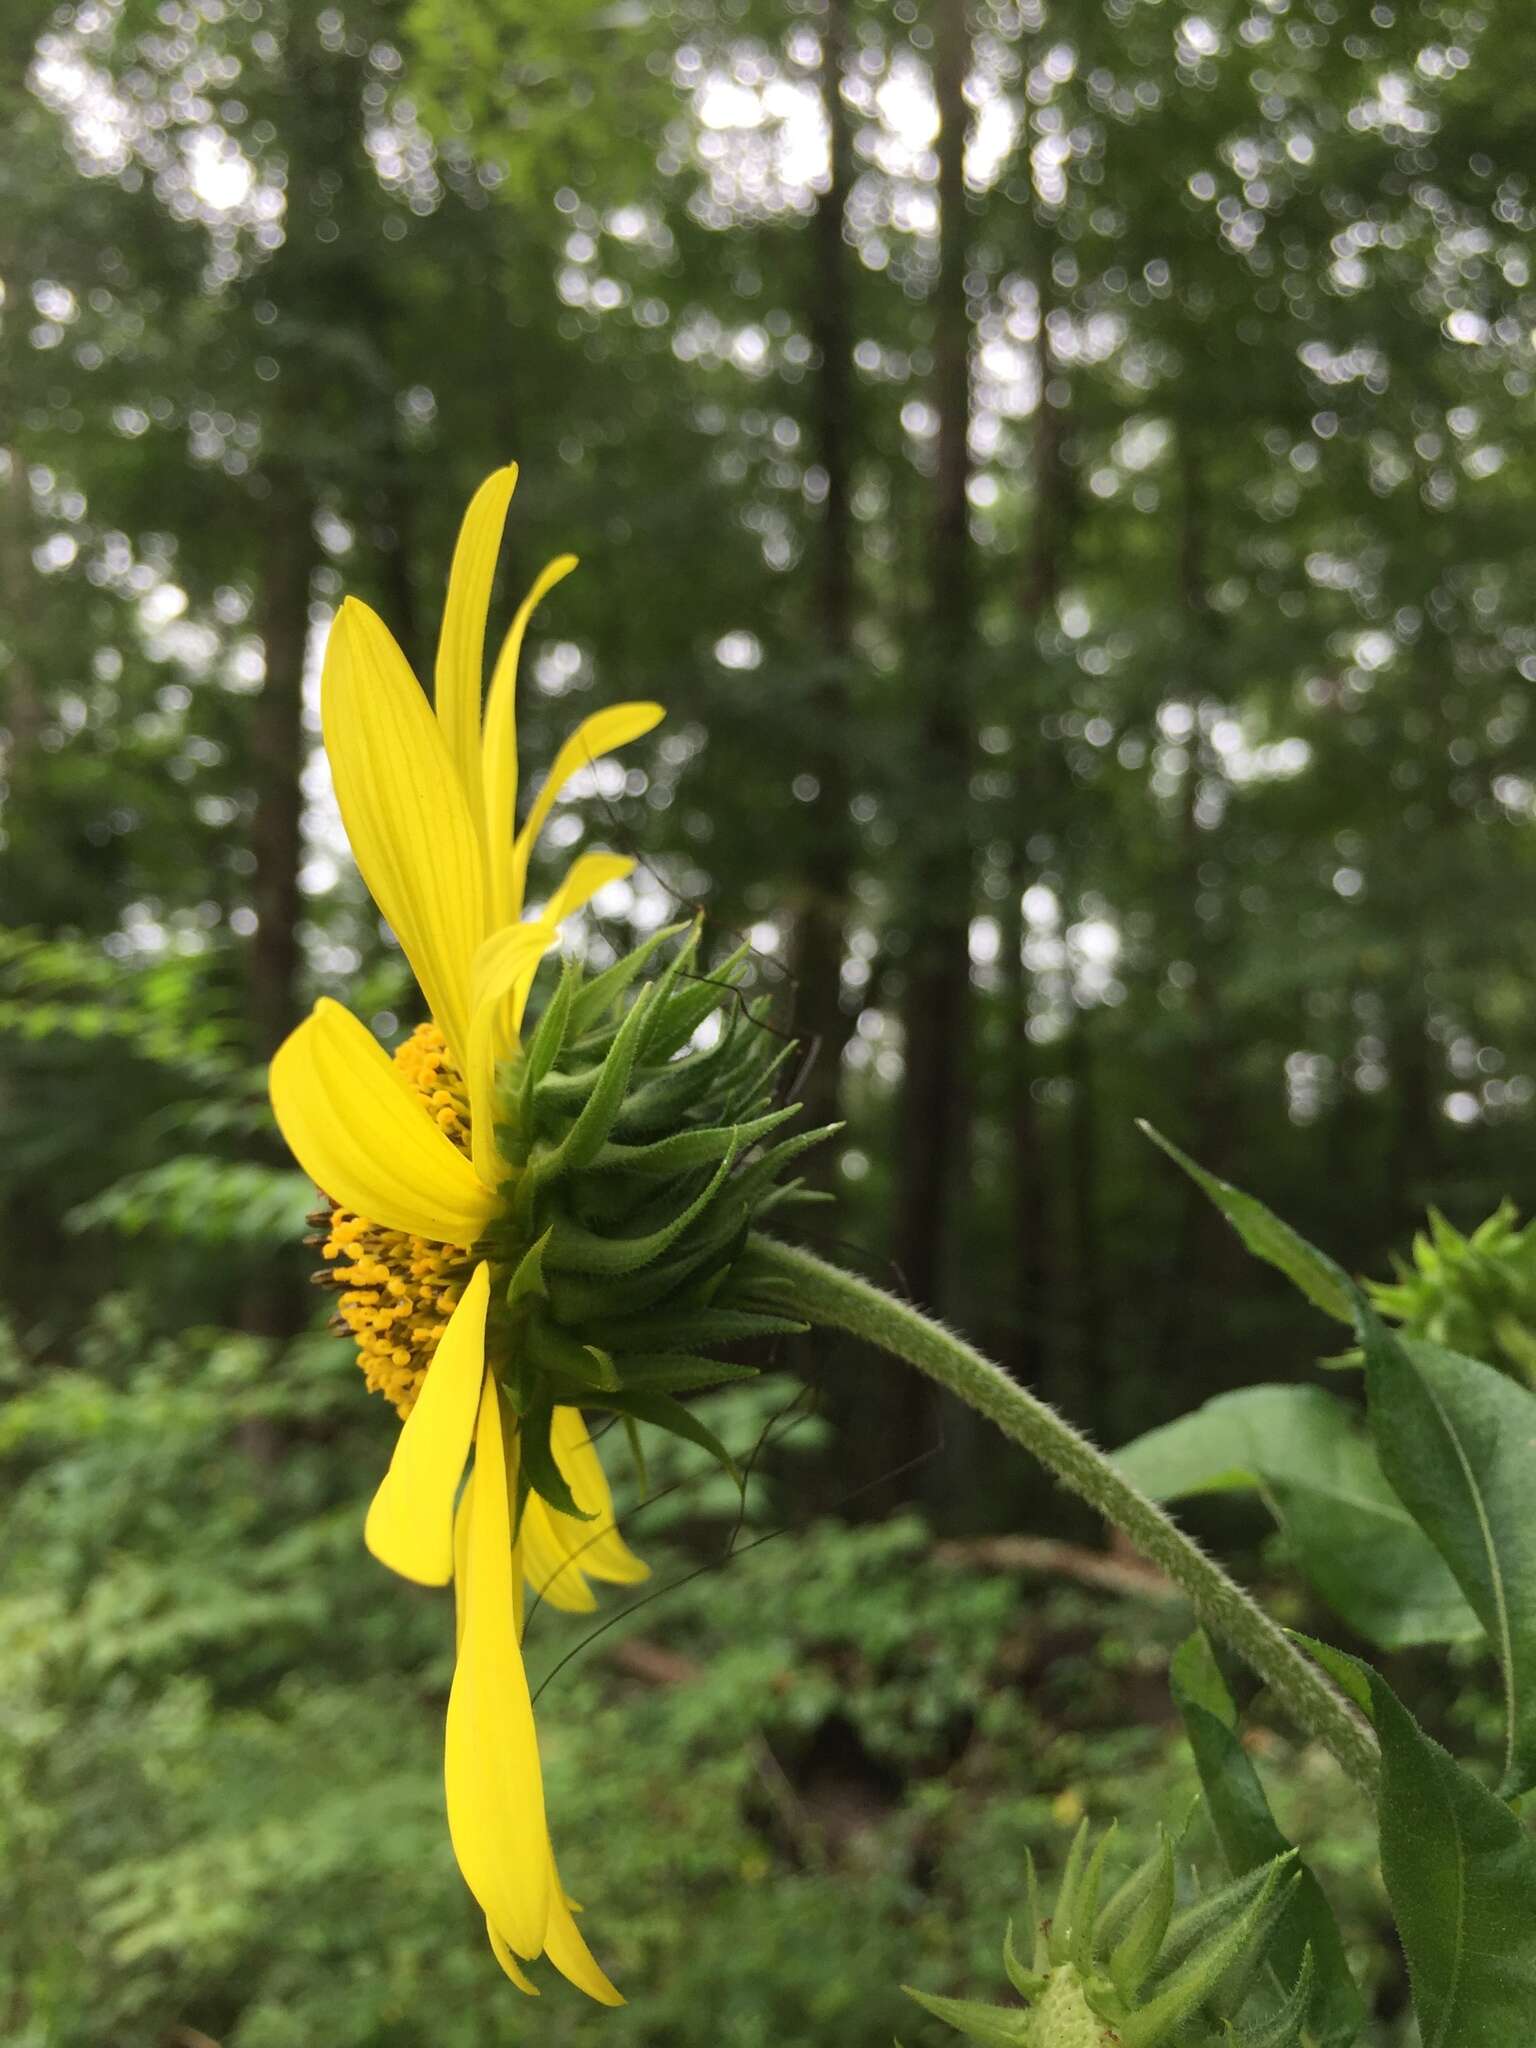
[1169,1634,1363,2047]
[1233,1948,1315,2048]
[583,1305,806,1351]
[1117,1386,1480,1650]
[590,1387,743,1486]
[1360,1308,1536,1793]
[1137,1124,1354,1323]
[1365,1664,1536,2046]
[1106,1831,1174,2004]
[544,1141,737,1275]
[608,1351,760,1393]
[1122,1856,1297,2048]
[519,956,580,1106]
[639,938,752,1064]
[585,1106,796,1176]
[899,1989,1027,2046]
[537,980,659,1179]
[513,1393,591,1523]
[565,919,690,1035]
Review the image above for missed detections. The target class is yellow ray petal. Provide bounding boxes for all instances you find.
[365,1263,489,1586]
[544,1861,624,2006]
[520,1494,598,1613]
[453,1469,474,1653]
[270,1000,498,1247]
[323,598,485,1071]
[483,553,580,929]
[507,702,665,920]
[538,851,636,929]
[551,1405,651,1587]
[464,921,559,1186]
[520,1408,649,1611]
[435,464,519,843]
[445,1381,551,1959]
[486,1919,540,1995]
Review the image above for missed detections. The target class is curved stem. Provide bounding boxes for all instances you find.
[754,1235,1380,1796]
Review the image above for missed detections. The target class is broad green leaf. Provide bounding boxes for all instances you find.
[1170,1633,1363,2048]
[1360,1308,1536,1793]
[1137,1124,1354,1323]
[1367,1666,1536,2045]
[1117,1387,1480,1650]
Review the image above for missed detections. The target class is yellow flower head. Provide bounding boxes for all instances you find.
[268,466,659,2002]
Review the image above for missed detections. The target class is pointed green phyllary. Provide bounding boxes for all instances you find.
[904,1829,1315,2048]
[486,924,833,1510]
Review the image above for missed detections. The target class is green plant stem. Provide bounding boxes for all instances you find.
[754,1235,1380,1796]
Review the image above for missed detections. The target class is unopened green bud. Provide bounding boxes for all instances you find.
[486,922,836,1513]
[904,1828,1309,2048]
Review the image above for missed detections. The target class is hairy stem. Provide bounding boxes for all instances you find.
[754,1235,1380,1795]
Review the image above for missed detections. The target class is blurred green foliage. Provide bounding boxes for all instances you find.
[9,0,1536,2036]
[0,1305,1402,2045]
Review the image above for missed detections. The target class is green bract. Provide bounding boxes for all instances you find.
[1369,1200,1536,1386]
[489,921,833,1521]
[904,1825,1310,2048]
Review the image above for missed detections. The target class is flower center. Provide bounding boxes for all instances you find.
[313,1023,476,1418]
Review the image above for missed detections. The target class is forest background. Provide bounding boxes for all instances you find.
[1,0,1530,2041]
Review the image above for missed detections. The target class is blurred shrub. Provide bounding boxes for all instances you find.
[0,1301,1402,2046]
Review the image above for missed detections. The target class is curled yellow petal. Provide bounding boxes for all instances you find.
[445,1379,551,1959]
[487,1919,540,1994]
[523,1407,649,1612]
[464,921,558,1185]
[538,851,636,929]
[520,1495,597,1614]
[364,1263,489,1586]
[323,598,486,1071]
[544,1861,624,2006]
[508,702,665,920]
[483,553,580,929]
[269,999,498,1247]
[436,464,519,844]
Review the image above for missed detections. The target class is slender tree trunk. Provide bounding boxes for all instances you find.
[248,470,314,1063]
[0,447,44,885]
[241,469,315,1366]
[1148,424,1235,1411]
[1006,236,1073,1391]
[789,0,857,1171]
[893,0,975,1312]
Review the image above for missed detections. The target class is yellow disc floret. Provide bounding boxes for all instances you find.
[313,1024,477,1417]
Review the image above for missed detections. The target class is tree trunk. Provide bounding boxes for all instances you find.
[788,0,857,1171]
[1006,231,1073,1391]
[248,470,314,1063]
[893,0,975,1313]
[241,470,314,1366]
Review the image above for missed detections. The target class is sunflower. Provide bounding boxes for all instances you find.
[268,465,663,2000]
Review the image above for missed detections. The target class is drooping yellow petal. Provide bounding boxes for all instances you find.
[544,1859,624,2006]
[487,1918,540,1995]
[445,1381,551,1959]
[270,999,498,1247]
[552,1405,652,1585]
[482,553,580,929]
[520,1495,598,1614]
[436,464,519,844]
[538,851,636,929]
[464,921,559,1185]
[323,598,486,1071]
[453,1469,474,1653]
[507,702,665,921]
[364,1263,489,1586]
[522,1407,650,1612]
